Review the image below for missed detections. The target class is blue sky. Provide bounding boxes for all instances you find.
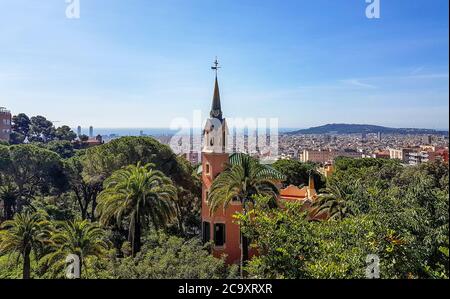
[0,0,448,129]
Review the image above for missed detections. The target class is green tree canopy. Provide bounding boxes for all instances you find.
[0,210,52,279]
[29,116,55,143]
[11,113,30,137]
[55,126,77,142]
[46,140,75,159]
[82,137,201,236]
[97,163,178,256]
[0,144,67,211]
[110,231,238,279]
[238,157,449,279]
[82,137,197,190]
[272,159,325,189]
[43,219,110,278]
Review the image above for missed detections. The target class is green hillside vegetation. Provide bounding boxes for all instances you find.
[288,124,448,135]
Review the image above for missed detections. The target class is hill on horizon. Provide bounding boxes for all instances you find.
[287,124,449,135]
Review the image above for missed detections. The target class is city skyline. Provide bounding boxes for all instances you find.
[0,0,449,129]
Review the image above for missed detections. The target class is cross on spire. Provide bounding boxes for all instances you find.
[210,57,223,120]
[211,57,221,76]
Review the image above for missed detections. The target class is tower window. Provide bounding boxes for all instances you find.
[205,163,211,175]
[202,222,211,243]
[214,223,226,247]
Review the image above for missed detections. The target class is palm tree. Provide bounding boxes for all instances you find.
[311,183,353,220]
[0,184,19,220]
[0,210,51,279]
[96,162,177,257]
[208,153,284,277]
[43,219,109,278]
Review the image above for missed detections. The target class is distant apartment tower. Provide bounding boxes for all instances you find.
[404,147,449,165]
[406,150,430,165]
[389,148,404,161]
[77,126,82,137]
[361,132,368,143]
[89,126,94,138]
[422,135,433,145]
[389,148,417,163]
[0,107,12,142]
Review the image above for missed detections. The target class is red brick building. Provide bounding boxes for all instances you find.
[201,65,250,264]
[0,107,12,142]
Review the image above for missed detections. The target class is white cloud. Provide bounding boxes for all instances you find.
[340,79,377,89]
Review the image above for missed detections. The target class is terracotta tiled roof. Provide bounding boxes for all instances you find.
[280,185,308,200]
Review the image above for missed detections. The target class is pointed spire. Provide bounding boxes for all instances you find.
[210,58,223,120]
[210,76,223,119]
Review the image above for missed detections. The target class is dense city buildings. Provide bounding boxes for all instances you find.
[149,130,449,167]
[0,107,12,142]
[277,132,448,166]
[300,149,362,164]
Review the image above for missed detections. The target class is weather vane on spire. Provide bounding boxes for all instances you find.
[211,57,220,76]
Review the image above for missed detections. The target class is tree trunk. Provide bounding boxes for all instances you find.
[22,248,31,279]
[90,195,97,222]
[175,202,184,236]
[240,205,249,278]
[240,233,249,278]
[79,257,83,279]
[131,216,141,257]
[4,201,14,220]
[74,189,88,220]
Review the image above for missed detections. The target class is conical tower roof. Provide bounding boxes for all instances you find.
[210,75,223,120]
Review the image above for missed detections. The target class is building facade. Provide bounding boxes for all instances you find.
[300,149,362,164]
[0,107,12,142]
[201,65,256,264]
[389,148,403,161]
[389,147,449,165]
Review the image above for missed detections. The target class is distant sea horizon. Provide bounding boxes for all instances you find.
[75,128,301,137]
[75,126,450,138]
